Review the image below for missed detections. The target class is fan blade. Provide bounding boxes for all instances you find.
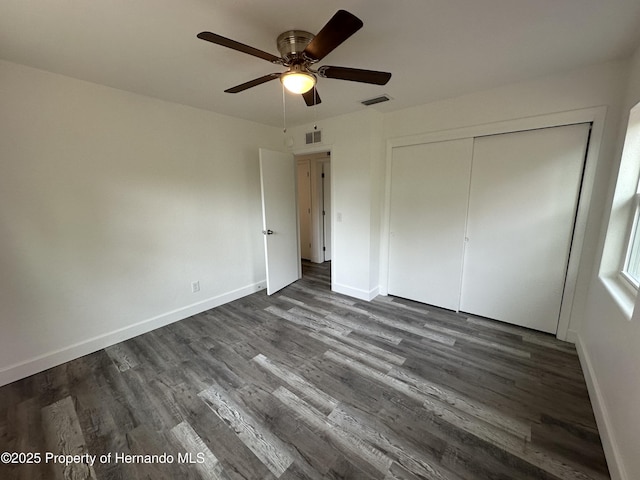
[197,32,282,64]
[303,10,363,61]
[225,73,281,93]
[318,66,391,85]
[302,87,321,106]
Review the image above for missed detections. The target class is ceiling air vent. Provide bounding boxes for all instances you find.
[305,130,322,145]
[361,94,391,106]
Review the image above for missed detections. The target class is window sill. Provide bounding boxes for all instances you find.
[600,275,635,321]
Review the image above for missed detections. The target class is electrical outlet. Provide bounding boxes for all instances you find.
[191,281,200,293]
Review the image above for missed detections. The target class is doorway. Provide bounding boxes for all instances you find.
[296,151,331,276]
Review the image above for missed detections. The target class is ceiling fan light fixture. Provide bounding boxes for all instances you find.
[281,69,316,94]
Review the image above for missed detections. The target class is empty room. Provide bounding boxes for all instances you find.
[1,1,640,479]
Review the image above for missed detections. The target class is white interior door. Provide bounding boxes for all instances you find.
[460,124,590,333]
[259,148,300,295]
[388,138,473,310]
[297,161,312,260]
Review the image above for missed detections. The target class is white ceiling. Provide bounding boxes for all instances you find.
[2,0,640,128]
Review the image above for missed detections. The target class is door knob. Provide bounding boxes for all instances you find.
[262,229,274,235]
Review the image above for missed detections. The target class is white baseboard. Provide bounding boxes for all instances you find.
[575,334,627,480]
[368,286,380,300]
[332,282,379,301]
[0,281,265,387]
[565,329,578,344]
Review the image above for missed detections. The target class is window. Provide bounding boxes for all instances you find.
[608,100,640,300]
[599,100,640,315]
[622,182,640,289]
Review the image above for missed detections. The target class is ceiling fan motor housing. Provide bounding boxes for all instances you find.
[277,30,315,64]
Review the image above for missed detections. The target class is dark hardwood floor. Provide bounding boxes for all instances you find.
[0,261,610,479]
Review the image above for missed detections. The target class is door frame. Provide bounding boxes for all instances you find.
[380,106,607,342]
[321,161,332,262]
[295,151,332,264]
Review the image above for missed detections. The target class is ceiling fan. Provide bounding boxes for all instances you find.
[197,10,391,106]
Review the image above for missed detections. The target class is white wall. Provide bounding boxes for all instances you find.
[286,61,628,315]
[384,60,628,339]
[578,43,640,480]
[368,113,385,292]
[0,60,281,386]
[288,109,385,300]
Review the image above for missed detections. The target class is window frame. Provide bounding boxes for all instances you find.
[598,100,640,319]
[621,189,640,291]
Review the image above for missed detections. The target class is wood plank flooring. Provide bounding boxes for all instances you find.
[0,261,610,479]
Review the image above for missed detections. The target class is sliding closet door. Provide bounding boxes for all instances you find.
[460,124,590,333]
[388,139,473,310]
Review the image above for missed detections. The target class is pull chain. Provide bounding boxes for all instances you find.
[313,87,318,130]
[282,82,287,133]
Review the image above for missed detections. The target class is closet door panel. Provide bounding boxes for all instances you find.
[460,124,590,333]
[388,139,473,310]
